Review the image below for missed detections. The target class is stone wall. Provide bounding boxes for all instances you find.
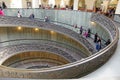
[0,16,95,53]
[0,11,118,79]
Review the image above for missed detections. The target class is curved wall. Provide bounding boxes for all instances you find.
[0,26,91,65]
[4,9,91,27]
[0,9,118,79]
[2,51,70,67]
[3,9,110,41]
[0,27,88,54]
[0,16,96,54]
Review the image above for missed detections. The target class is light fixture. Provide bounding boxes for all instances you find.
[17,26,22,30]
[90,21,96,26]
[51,31,54,34]
[35,28,39,31]
[91,21,95,24]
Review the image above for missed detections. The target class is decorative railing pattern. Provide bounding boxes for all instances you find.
[0,16,95,53]
[0,39,89,64]
[0,44,77,63]
[3,9,111,45]
[0,10,118,79]
[0,39,88,57]
[91,13,116,40]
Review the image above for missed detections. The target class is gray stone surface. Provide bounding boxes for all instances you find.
[0,16,95,53]
[0,12,118,79]
[0,42,86,63]
[91,13,116,39]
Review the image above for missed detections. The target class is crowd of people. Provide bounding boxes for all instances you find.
[74,24,111,52]
[1,8,112,52]
[105,7,116,18]
[2,3,111,52]
[38,4,73,10]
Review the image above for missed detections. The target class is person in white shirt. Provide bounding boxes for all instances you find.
[17,11,22,18]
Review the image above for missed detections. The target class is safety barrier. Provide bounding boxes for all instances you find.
[0,9,118,79]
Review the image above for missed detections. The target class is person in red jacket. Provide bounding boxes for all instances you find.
[0,8,4,16]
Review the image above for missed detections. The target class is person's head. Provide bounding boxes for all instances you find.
[97,37,100,40]
[0,8,2,11]
[2,1,4,4]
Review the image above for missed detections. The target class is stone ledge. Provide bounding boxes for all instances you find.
[0,16,95,53]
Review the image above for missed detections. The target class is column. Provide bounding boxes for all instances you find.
[85,0,96,11]
[73,0,79,10]
[115,0,120,14]
[65,0,70,6]
[60,0,65,8]
[48,0,55,8]
[39,0,42,5]
[32,0,39,8]
[102,0,110,13]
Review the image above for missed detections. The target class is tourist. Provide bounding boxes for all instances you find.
[17,11,22,18]
[0,2,2,9]
[29,13,35,19]
[87,28,91,37]
[71,5,73,10]
[0,8,4,16]
[44,16,49,22]
[54,5,57,9]
[94,33,98,43]
[96,41,101,51]
[105,39,111,46]
[97,37,101,49]
[74,24,77,28]
[2,1,7,9]
[80,26,83,35]
[83,30,88,38]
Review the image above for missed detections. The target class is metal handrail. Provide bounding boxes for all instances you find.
[0,10,118,78]
[0,13,118,72]
[0,39,88,56]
